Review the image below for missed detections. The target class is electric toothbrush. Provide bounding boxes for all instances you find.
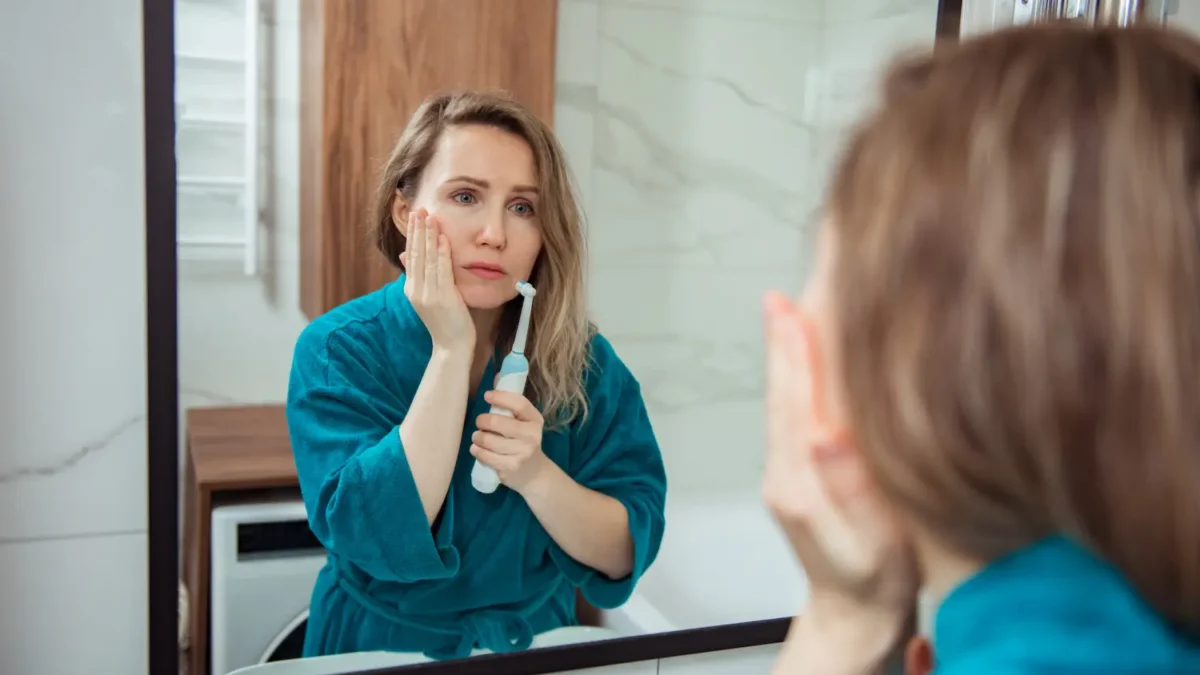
[471,280,537,493]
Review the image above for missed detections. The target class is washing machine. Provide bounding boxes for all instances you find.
[210,499,327,675]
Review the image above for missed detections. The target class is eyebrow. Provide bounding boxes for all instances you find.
[444,175,539,195]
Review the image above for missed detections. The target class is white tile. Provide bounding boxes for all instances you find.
[826,0,939,25]
[815,0,939,129]
[1171,0,1200,35]
[587,3,832,492]
[557,0,602,87]
[0,0,147,541]
[554,1,601,213]
[659,644,781,674]
[0,533,147,675]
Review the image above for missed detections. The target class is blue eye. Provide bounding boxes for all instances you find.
[452,191,476,205]
[511,201,535,217]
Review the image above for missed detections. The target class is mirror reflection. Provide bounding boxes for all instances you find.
[174,1,941,673]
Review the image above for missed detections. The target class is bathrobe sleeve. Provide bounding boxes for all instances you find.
[548,334,668,609]
[285,327,460,584]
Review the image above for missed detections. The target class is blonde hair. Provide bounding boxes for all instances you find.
[369,92,593,428]
[827,24,1200,635]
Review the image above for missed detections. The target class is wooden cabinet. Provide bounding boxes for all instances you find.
[182,405,298,675]
[298,0,559,319]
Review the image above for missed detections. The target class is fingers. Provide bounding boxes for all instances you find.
[437,231,455,295]
[762,289,829,525]
[483,390,541,422]
[475,412,527,440]
[763,291,811,462]
[470,444,510,471]
[424,213,439,297]
[407,210,425,289]
[471,431,524,456]
[400,209,412,269]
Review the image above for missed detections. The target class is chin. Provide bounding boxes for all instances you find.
[457,279,516,310]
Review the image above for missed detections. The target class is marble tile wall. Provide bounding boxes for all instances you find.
[0,0,149,673]
[580,0,940,494]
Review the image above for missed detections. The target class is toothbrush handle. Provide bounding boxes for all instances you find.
[471,371,528,493]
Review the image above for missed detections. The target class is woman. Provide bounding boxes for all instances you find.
[285,92,667,660]
[762,24,1200,675]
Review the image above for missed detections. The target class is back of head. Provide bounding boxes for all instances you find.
[826,23,1200,636]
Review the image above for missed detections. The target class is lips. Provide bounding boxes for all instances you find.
[465,263,505,274]
[464,263,507,280]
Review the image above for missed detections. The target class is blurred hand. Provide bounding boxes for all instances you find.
[762,290,918,672]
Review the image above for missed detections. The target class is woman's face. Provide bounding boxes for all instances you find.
[397,124,544,310]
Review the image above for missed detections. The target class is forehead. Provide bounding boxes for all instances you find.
[425,124,538,186]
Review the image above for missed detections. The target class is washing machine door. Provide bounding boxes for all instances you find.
[258,609,308,663]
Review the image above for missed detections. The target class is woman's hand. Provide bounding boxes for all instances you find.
[762,291,918,671]
[400,209,475,354]
[470,390,550,493]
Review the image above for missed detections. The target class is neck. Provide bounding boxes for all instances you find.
[470,307,504,361]
[914,531,986,608]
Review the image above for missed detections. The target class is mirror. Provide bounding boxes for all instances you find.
[172,1,943,673]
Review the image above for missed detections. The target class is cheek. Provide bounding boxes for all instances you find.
[429,213,472,250]
[509,227,543,270]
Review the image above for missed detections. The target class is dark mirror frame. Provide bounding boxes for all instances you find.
[144,2,963,673]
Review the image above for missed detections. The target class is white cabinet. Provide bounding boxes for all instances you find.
[658,644,781,675]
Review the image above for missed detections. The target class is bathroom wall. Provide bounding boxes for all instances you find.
[179,0,941,499]
[0,1,149,674]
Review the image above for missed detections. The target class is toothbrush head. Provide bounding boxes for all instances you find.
[515,281,537,298]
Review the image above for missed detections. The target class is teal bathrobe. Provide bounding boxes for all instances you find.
[285,278,668,660]
[933,535,1200,674]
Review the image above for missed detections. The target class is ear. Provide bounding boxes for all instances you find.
[391,189,410,234]
[904,635,935,675]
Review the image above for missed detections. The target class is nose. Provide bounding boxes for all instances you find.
[475,207,506,249]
